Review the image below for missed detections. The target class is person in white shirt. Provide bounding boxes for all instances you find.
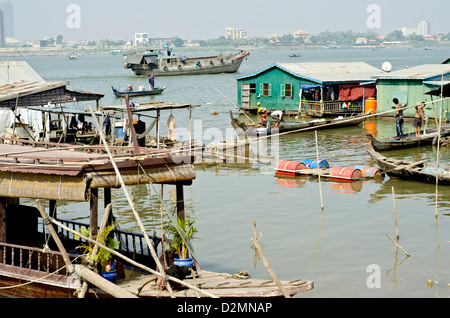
[271,110,284,126]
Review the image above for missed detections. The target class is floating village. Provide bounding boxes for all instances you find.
[0,42,448,300]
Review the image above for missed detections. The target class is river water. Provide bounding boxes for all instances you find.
[3,46,450,298]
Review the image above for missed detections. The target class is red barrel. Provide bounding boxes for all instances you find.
[275,160,307,176]
[329,167,362,180]
[355,165,383,178]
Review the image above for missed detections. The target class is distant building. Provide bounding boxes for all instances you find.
[226,27,247,40]
[293,29,310,42]
[400,20,431,37]
[133,33,149,46]
[355,37,368,45]
[0,0,12,38]
[0,10,4,47]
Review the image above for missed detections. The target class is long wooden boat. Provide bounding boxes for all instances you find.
[367,124,450,151]
[0,140,312,298]
[124,47,250,77]
[111,84,165,98]
[231,111,369,137]
[366,144,450,185]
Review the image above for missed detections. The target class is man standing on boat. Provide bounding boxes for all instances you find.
[413,102,428,137]
[393,98,405,140]
[148,75,155,90]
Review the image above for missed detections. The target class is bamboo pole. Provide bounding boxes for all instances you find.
[391,187,399,239]
[74,265,138,298]
[315,130,324,210]
[88,105,175,297]
[50,217,218,298]
[35,199,77,280]
[386,234,410,257]
[78,203,112,298]
[251,222,290,298]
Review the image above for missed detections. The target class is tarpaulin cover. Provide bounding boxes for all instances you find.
[300,84,321,90]
[339,84,376,101]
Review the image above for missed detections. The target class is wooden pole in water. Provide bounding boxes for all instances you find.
[386,234,410,257]
[315,130,324,210]
[391,187,399,239]
[251,222,291,298]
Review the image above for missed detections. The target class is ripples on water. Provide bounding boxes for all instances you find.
[5,47,450,298]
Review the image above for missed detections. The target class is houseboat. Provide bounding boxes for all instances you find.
[124,47,250,77]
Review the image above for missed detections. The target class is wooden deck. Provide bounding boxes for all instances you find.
[113,270,314,298]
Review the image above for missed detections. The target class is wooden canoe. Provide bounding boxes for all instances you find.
[367,124,450,151]
[111,84,165,98]
[366,144,450,185]
[230,111,369,137]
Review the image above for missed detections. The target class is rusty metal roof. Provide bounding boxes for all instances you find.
[375,64,450,80]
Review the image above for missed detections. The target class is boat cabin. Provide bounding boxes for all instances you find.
[236,62,385,117]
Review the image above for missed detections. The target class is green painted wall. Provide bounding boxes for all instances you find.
[237,67,318,112]
[377,79,449,120]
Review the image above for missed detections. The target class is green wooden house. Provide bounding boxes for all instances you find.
[374,64,450,119]
[236,62,385,117]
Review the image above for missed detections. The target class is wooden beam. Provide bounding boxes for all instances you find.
[90,188,98,237]
[176,183,185,220]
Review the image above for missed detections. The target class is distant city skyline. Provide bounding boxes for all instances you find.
[10,0,450,42]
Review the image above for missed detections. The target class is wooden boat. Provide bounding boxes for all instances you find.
[111,84,165,98]
[367,124,450,151]
[366,144,450,185]
[0,121,312,298]
[230,111,370,137]
[124,47,250,77]
[289,53,301,57]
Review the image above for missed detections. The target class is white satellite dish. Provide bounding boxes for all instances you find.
[382,62,392,72]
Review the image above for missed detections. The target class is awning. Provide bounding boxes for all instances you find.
[88,163,196,188]
[339,84,376,102]
[0,171,89,202]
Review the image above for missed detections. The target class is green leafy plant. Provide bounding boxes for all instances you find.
[166,217,198,259]
[76,223,120,271]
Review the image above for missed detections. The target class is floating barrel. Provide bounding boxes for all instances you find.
[275,160,307,176]
[329,167,362,181]
[300,159,330,169]
[355,165,383,178]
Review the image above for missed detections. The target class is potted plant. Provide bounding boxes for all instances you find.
[76,223,120,282]
[166,217,198,268]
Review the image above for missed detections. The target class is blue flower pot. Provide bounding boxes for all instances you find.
[173,258,194,268]
[99,269,117,283]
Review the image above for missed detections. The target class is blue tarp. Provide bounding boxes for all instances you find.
[300,84,321,89]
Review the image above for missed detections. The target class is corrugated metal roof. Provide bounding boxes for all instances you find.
[0,81,68,101]
[236,62,385,84]
[375,64,450,80]
[0,61,45,85]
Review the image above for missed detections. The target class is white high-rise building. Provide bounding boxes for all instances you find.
[417,20,430,36]
[133,33,149,46]
[226,28,247,40]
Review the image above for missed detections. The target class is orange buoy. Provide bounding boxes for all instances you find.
[329,167,362,181]
[275,160,307,176]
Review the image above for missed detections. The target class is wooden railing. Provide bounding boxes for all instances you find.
[0,241,82,276]
[300,100,363,114]
[46,218,163,258]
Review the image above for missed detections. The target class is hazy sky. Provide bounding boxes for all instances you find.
[12,0,450,41]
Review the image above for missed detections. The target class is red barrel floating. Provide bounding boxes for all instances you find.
[355,165,383,178]
[329,167,362,181]
[275,160,307,176]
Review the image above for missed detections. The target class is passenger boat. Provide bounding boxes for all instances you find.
[367,124,450,151]
[124,47,250,77]
[366,144,450,185]
[111,84,165,98]
[230,111,370,137]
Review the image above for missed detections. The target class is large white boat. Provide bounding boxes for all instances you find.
[124,47,250,76]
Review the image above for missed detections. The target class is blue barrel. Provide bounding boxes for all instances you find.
[300,159,329,169]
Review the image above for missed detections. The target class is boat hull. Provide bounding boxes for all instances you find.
[111,85,165,98]
[367,126,450,151]
[125,51,250,77]
[367,145,450,185]
[230,111,368,137]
